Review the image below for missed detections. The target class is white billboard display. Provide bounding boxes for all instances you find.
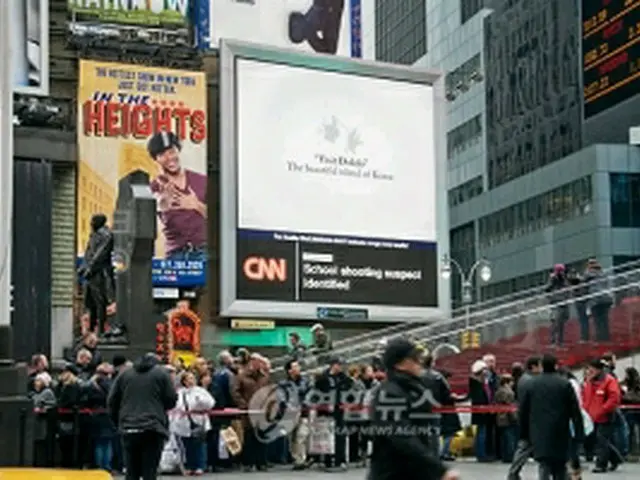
[10,0,49,96]
[198,0,363,58]
[220,41,449,322]
[237,58,436,242]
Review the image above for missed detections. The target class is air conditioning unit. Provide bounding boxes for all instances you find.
[456,81,469,92]
[469,70,484,82]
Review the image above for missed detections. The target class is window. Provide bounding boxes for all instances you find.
[461,0,485,24]
[610,173,640,227]
[478,176,593,248]
[448,176,484,207]
[447,115,482,159]
[375,0,426,65]
[445,54,483,100]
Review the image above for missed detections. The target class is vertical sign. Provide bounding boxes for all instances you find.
[76,60,208,287]
[350,0,362,58]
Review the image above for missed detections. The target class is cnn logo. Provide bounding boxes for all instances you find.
[243,257,287,282]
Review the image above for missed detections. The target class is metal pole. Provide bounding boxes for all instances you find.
[0,0,14,328]
[464,304,471,331]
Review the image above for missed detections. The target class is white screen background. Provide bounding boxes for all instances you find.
[236,58,437,243]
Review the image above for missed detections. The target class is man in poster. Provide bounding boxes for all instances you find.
[148,131,207,261]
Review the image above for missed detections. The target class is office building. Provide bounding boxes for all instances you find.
[364,0,640,305]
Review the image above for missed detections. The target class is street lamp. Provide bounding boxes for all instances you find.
[440,254,492,328]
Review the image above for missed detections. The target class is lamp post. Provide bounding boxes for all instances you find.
[440,254,492,330]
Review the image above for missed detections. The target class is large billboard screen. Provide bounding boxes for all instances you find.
[197,0,362,57]
[220,41,447,321]
[582,0,640,118]
[11,0,49,95]
[76,60,208,287]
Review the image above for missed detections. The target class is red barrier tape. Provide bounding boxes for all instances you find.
[33,403,640,416]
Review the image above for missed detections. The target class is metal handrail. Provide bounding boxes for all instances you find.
[452,258,640,315]
[312,270,640,369]
[272,260,640,366]
[276,266,640,373]
[270,259,640,369]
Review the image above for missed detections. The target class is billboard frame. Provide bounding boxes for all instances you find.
[219,39,449,322]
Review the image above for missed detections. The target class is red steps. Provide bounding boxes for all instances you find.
[436,301,640,393]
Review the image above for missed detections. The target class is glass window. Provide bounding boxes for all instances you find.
[477,176,593,246]
[375,0,426,64]
[611,173,640,227]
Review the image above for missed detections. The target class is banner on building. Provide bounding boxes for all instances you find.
[11,0,49,95]
[76,60,208,287]
[68,0,190,26]
[196,0,362,58]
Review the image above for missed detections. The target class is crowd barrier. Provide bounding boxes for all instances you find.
[32,403,640,416]
[23,402,640,468]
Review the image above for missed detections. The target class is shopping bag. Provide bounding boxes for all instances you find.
[159,433,184,474]
[220,426,242,456]
[308,417,335,455]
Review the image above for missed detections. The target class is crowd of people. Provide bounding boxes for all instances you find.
[545,259,615,346]
[25,325,389,476]
[467,350,640,478]
[23,316,640,480]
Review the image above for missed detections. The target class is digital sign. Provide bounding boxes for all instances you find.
[219,41,447,321]
[235,230,438,308]
[583,0,640,118]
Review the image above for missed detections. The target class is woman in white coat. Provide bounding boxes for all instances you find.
[174,371,216,475]
[562,367,593,480]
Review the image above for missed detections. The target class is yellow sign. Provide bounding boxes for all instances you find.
[461,330,481,349]
[230,319,276,330]
[0,470,112,480]
[76,60,207,262]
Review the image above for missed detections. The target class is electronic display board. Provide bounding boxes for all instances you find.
[582,0,640,118]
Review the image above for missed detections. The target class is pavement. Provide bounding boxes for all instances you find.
[160,461,640,479]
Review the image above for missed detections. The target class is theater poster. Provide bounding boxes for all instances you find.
[76,60,208,287]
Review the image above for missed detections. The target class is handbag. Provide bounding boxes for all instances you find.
[183,391,206,440]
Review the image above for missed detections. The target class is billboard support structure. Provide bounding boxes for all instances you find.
[219,40,449,322]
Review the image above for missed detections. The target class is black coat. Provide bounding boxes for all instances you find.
[368,370,448,480]
[519,372,584,462]
[423,369,460,436]
[469,376,489,425]
[86,376,116,438]
[107,354,177,437]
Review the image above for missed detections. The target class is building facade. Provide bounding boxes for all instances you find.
[363,0,640,305]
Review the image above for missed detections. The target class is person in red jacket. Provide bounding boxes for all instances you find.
[582,359,623,473]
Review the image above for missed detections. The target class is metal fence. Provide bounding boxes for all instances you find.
[270,259,640,370]
[276,263,640,375]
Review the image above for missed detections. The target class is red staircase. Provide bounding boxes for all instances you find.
[436,300,640,393]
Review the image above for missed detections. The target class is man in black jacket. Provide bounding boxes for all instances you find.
[314,357,352,470]
[108,353,177,480]
[422,354,452,458]
[508,355,542,480]
[518,354,584,480]
[368,338,458,480]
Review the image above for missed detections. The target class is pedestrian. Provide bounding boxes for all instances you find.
[368,337,459,480]
[108,353,177,480]
[518,354,584,480]
[507,355,541,480]
[582,358,622,473]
